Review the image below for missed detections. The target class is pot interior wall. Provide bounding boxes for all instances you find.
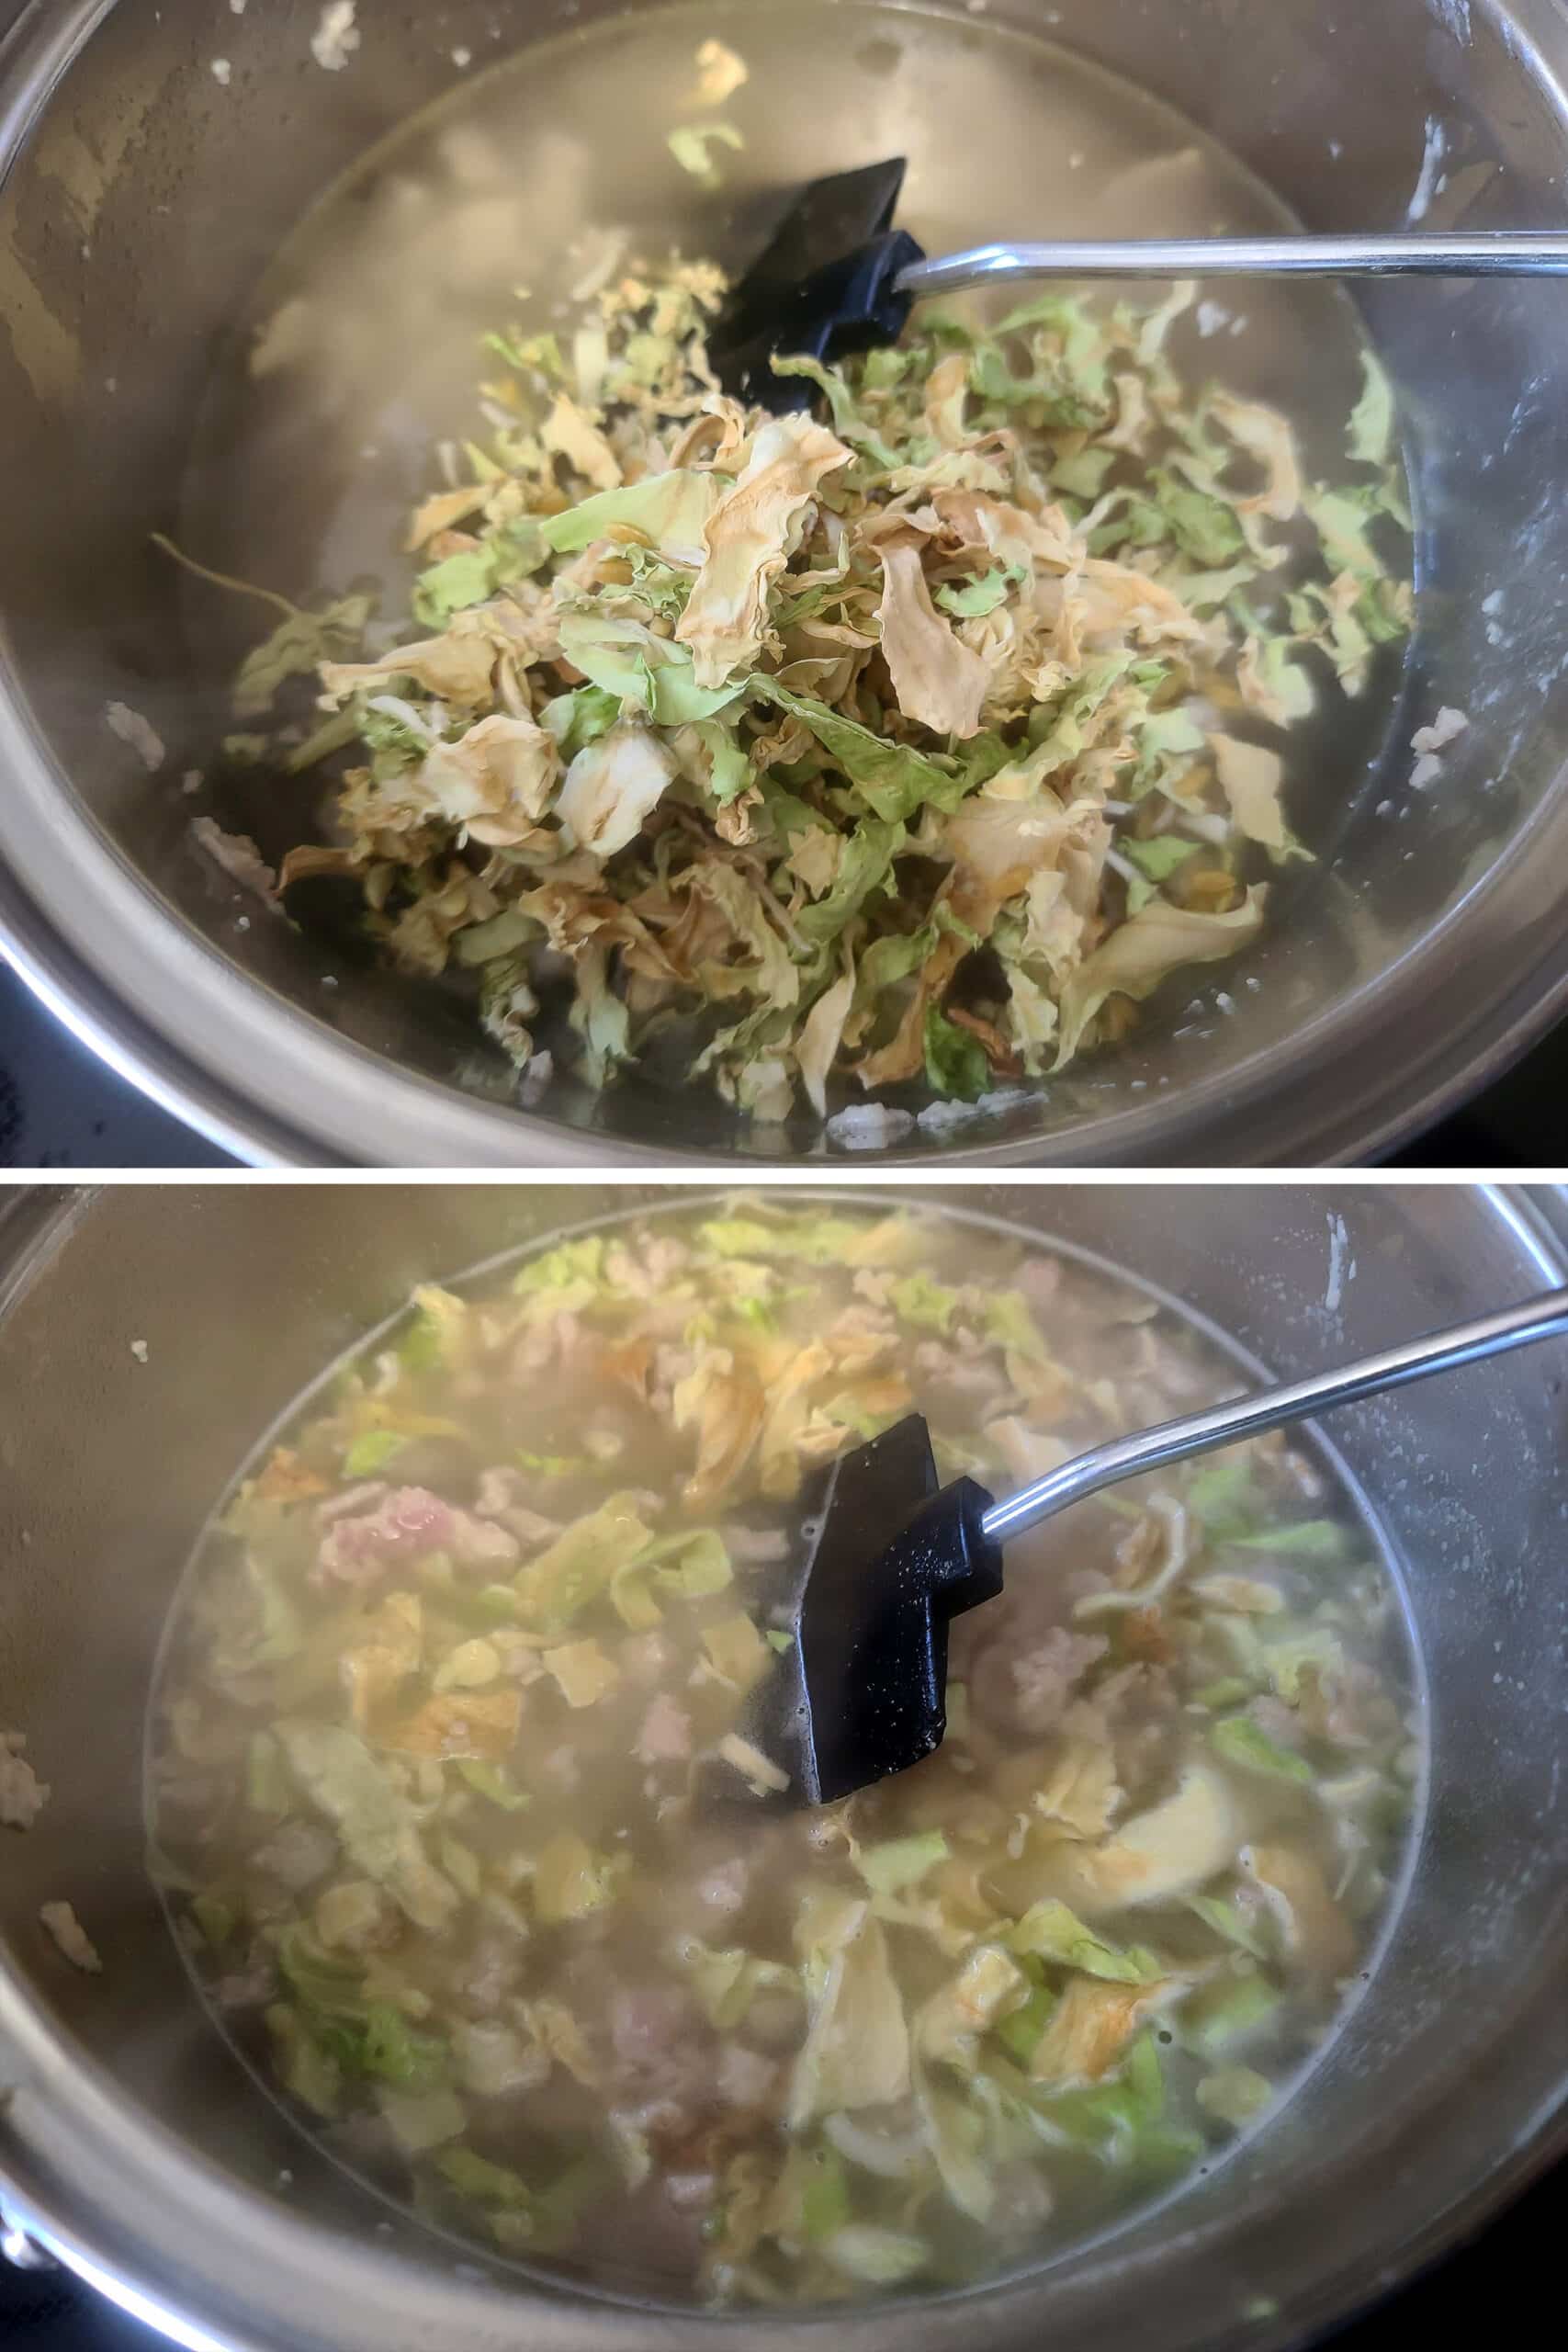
[3,0,1568,1159]
[0,1184,1565,2350]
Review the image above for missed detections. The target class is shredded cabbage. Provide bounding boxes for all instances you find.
[186,251,1410,1125]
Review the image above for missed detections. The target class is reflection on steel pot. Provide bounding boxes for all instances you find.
[0,1182,1564,2350]
[3,1,1568,1167]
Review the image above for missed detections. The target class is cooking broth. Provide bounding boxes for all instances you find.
[148,1200,1421,2306]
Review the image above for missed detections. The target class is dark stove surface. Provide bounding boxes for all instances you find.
[4,960,1567,1168]
[0,967,231,1169]
[0,2154,1559,2349]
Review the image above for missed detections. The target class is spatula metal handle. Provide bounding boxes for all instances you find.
[978,1286,1568,1549]
[897,232,1568,296]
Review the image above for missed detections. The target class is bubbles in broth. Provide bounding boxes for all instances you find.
[149,1201,1420,2307]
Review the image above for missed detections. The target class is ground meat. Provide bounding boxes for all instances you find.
[1247,1695,1305,1750]
[620,1632,677,1688]
[316,1480,391,1526]
[1118,1713,1183,1804]
[722,1525,790,1566]
[1303,1658,1400,1749]
[242,1875,304,1928]
[1011,1629,1111,1734]
[474,1465,525,1517]
[251,1818,338,1892]
[694,1857,749,1917]
[1017,1256,1063,1315]
[604,1243,649,1297]
[472,1466,563,1546]
[636,1692,692,1765]
[610,1983,694,2072]
[539,1744,581,1794]
[964,1610,1109,1743]
[490,1631,547,1683]
[716,2041,778,2109]
[321,2111,400,2176]
[314,1486,519,1587]
[1092,1661,1164,1721]
[824,1305,898,1370]
[1112,1498,1190,1592]
[456,1932,527,2019]
[954,1579,1093,1702]
[1121,1605,1177,1666]
[985,1416,1074,1487]
[216,1953,278,2010]
[447,1512,522,1572]
[641,1234,690,1290]
[991,2161,1054,2236]
[1129,1331,1218,1406]
[152,1759,231,1822]
[649,1339,697,1401]
[1254,1428,1326,1501]
[612,2091,691,2144]
[314,1879,397,1952]
[911,1343,1011,1416]
[1062,1566,1114,1606]
[572,2171,707,2286]
[1081,1660,1182,1800]
[1112,1514,1159,1585]
[512,1310,584,1379]
[607,1984,718,2123]
[603,1234,690,1299]
[663,2168,717,2213]
[831,1307,893,1345]
[453,2018,550,2097]
[315,1487,457,1585]
[741,1987,806,2052]
[0,1733,48,1829]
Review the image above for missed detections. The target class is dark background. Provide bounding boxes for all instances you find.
[2,960,1565,1168]
[0,967,231,1170]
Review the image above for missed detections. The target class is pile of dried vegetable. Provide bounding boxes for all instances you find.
[198,259,1410,1123]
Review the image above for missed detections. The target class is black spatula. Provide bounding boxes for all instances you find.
[708,157,924,411]
[784,1286,1568,1804]
[708,158,1568,414]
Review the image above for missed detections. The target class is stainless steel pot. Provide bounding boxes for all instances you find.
[2,1,1568,1170]
[0,1181,1565,2349]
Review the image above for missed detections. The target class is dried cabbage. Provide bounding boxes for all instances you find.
[187,250,1408,1125]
